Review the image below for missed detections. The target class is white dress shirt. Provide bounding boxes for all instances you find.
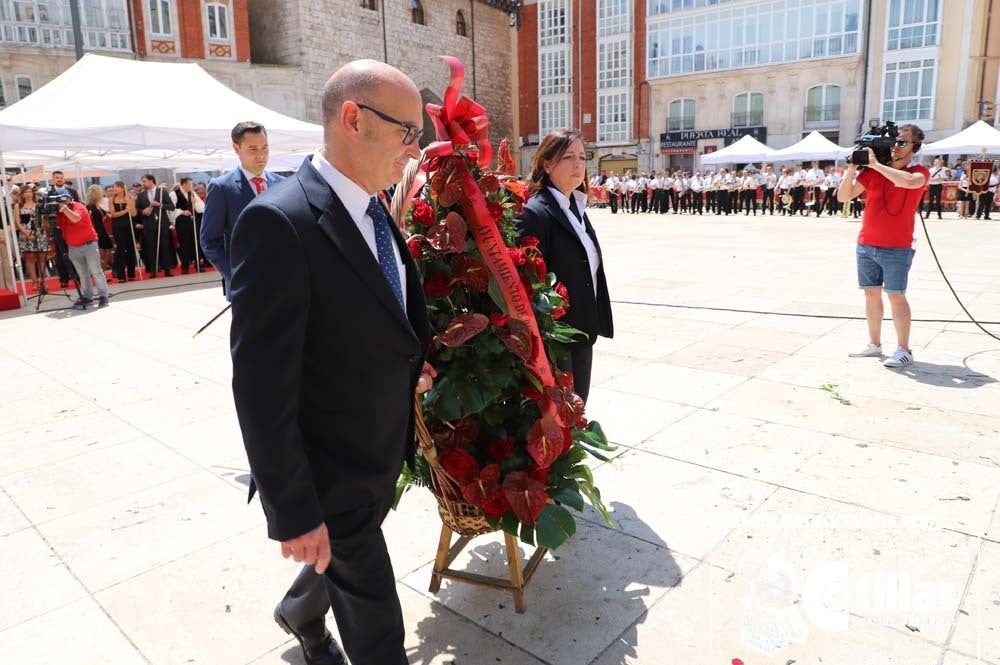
[547,187,600,297]
[311,152,407,309]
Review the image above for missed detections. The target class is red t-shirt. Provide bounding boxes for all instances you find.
[56,201,98,247]
[856,164,929,249]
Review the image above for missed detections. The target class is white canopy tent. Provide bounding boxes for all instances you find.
[0,53,322,152]
[0,54,322,306]
[700,134,776,166]
[922,120,1000,156]
[769,131,852,162]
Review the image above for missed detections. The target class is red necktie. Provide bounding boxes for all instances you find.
[251,176,264,195]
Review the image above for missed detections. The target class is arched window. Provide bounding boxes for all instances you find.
[411,0,425,25]
[360,0,377,9]
[806,84,840,124]
[456,10,467,36]
[668,98,695,131]
[732,92,763,127]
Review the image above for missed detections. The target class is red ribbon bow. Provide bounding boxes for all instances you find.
[425,56,492,170]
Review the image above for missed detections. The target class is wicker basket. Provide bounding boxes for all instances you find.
[413,396,497,537]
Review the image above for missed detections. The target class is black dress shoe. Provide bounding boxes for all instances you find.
[273,604,346,665]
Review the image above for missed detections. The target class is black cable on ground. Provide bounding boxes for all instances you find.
[611,299,1000,326]
[916,206,1000,341]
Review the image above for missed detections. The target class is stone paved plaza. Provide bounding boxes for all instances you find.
[1,208,998,665]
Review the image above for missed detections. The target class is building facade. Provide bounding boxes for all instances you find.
[517,0,1000,175]
[246,0,520,151]
[0,0,305,121]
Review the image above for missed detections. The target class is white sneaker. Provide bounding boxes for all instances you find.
[848,343,882,358]
[883,347,914,368]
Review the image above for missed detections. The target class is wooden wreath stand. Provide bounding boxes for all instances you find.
[429,517,548,614]
[413,397,548,613]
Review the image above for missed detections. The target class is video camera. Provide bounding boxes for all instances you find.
[39,192,70,217]
[847,121,899,167]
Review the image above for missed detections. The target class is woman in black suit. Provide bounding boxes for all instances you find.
[515,130,613,403]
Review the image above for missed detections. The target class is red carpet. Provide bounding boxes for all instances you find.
[0,289,20,311]
[18,265,217,296]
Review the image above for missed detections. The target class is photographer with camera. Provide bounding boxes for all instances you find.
[55,195,109,309]
[838,122,929,368]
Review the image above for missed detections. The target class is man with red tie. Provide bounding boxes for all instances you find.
[201,121,284,299]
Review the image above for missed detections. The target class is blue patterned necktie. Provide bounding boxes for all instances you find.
[366,196,405,311]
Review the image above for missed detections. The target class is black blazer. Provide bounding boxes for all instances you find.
[229,158,432,542]
[135,187,174,225]
[515,186,613,347]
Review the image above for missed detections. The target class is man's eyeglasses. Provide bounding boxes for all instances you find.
[894,140,911,148]
[357,103,423,146]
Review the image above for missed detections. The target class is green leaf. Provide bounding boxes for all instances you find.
[535,503,576,549]
[567,464,594,485]
[392,475,410,511]
[520,523,535,546]
[587,421,608,444]
[500,510,520,537]
[485,515,500,530]
[487,278,509,313]
[577,443,614,462]
[453,377,486,416]
[578,480,615,527]
[549,487,585,512]
[545,272,557,288]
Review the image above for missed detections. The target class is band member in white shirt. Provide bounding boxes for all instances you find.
[690,171,704,215]
[926,158,948,220]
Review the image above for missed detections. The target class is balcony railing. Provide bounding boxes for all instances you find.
[804,104,841,127]
[0,21,130,51]
[731,111,764,127]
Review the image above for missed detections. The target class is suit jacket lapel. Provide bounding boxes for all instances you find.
[297,161,416,335]
[540,188,587,250]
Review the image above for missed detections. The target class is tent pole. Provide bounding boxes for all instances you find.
[0,152,29,306]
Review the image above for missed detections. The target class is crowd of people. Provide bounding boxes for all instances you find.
[589,158,999,220]
[3,170,211,298]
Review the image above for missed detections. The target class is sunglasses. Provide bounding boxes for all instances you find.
[357,103,423,146]
[894,140,911,148]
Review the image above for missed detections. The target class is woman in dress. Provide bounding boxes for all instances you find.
[107,181,138,282]
[85,184,114,272]
[13,186,50,294]
[514,130,614,403]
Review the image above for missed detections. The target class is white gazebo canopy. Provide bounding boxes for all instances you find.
[0,53,322,153]
[700,134,776,166]
[922,120,1000,156]
[769,131,852,162]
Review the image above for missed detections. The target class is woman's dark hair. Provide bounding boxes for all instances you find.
[527,130,588,194]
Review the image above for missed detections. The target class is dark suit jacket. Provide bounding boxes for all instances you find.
[135,186,175,226]
[229,158,432,542]
[515,186,613,346]
[201,168,283,294]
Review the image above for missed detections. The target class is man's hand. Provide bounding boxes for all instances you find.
[417,362,437,394]
[281,522,331,574]
[151,199,161,208]
[142,207,152,216]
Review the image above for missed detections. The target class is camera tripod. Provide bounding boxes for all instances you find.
[35,219,83,311]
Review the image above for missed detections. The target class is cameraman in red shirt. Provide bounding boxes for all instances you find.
[56,196,109,309]
[838,124,929,368]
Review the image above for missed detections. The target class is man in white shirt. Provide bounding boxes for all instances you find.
[606,172,620,214]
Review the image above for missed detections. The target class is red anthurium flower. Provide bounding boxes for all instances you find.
[526,416,564,469]
[502,471,547,525]
[436,313,489,347]
[507,247,526,266]
[520,235,540,248]
[487,201,504,225]
[552,306,567,320]
[530,256,548,281]
[490,312,510,327]
[461,464,501,506]
[439,448,479,484]
[478,173,501,196]
[527,465,549,486]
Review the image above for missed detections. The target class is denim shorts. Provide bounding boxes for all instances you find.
[856,244,915,294]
